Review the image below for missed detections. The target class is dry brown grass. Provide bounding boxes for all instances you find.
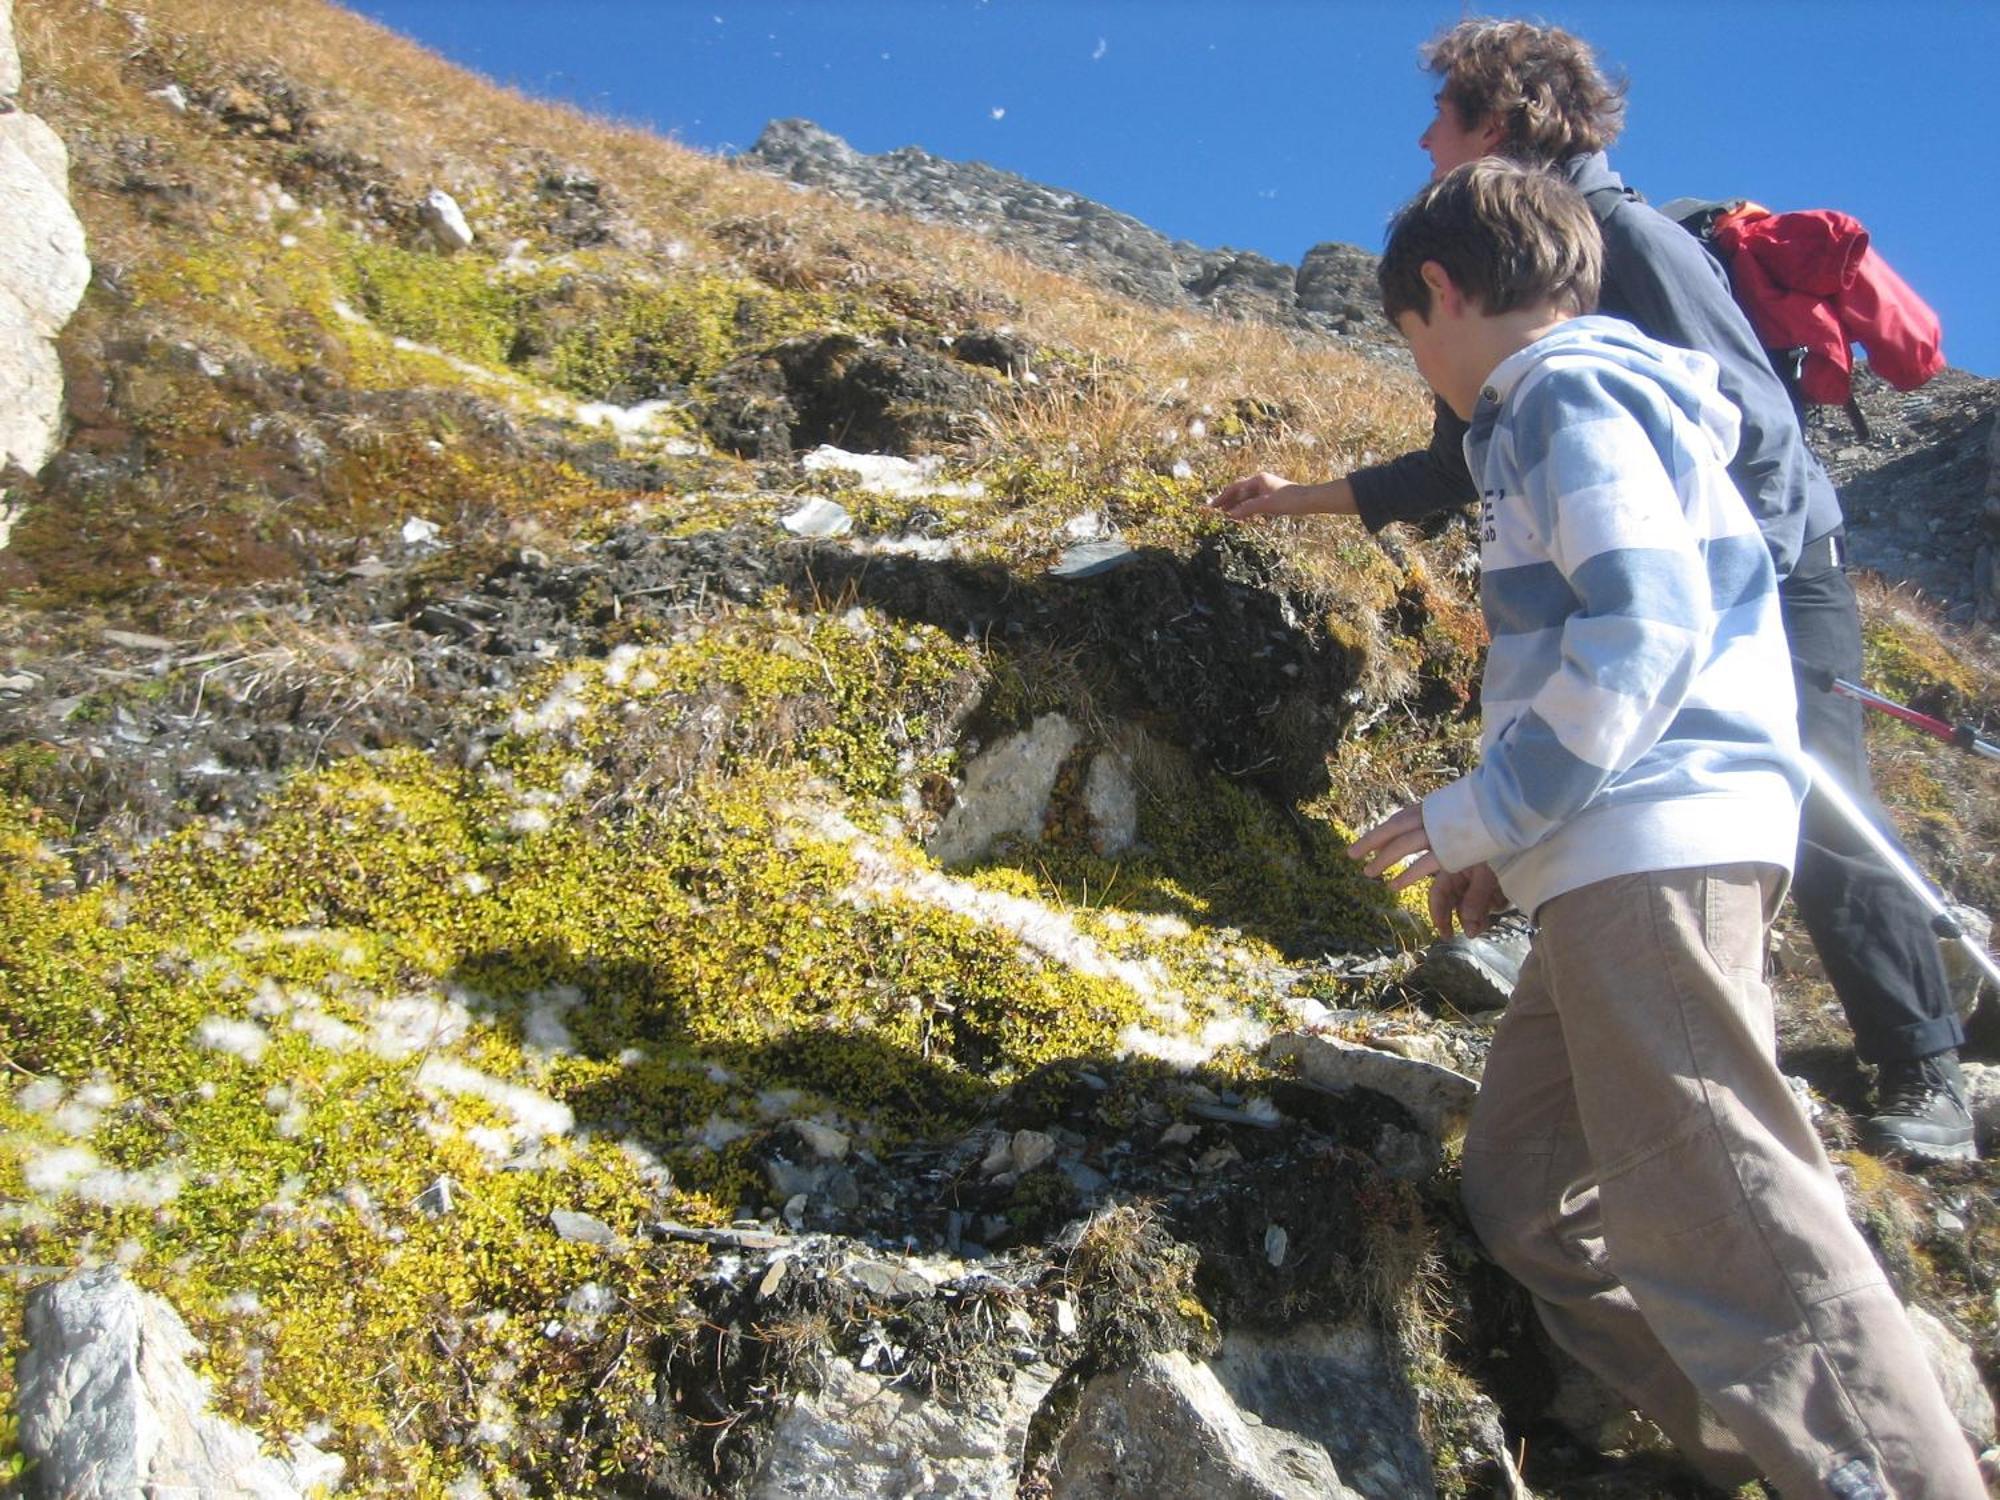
[22,0,1429,493]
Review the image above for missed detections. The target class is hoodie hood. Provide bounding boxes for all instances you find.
[1473,314,1742,470]
[1562,150,1624,199]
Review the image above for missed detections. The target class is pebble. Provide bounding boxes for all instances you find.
[792,1120,851,1161]
[1048,540,1138,579]
[1009,1129,1058,1174]
[549,1210,616,1246]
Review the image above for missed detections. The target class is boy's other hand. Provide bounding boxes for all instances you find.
[1428,862,1505,938]
[1347,803,1447,891]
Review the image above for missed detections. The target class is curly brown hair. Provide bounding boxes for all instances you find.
[1423,19,1627,164]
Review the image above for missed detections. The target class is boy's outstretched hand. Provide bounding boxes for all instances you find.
[1206,471,1304,520]
[1347,804,1506,938]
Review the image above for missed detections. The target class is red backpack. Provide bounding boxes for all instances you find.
[1658,197,1946,438]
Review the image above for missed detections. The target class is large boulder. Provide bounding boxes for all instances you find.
[750,1354,1055,1499]
[1053,1351,1359,1500]
[0,0,91,489]
[15,1267,343,1499]
[0,0,19,100]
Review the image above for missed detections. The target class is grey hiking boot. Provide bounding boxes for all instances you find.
[1414,914,1533,1014]
[1863,1050,1978,1162]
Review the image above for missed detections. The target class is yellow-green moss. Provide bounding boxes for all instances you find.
[972,751,1417,963]
[343,238,523,367]
[1862,605,1976,710]
[0,609,1186,1489]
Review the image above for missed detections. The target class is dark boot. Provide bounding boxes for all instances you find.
[1863,1050,1978,1162]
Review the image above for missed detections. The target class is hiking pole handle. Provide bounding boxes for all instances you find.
[1802,751,2000,994]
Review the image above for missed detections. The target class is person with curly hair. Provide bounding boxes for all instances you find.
[1209,18,1977,1169]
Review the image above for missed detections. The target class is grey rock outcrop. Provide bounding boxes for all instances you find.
[750,1354,1055,1499]
[0,0,17,99]
[0,0,91,511]
[1264,1031,1478,1152]
[1983,408,2000,622]
[1053,1350,1361,1499]
[15,1267,343,1499]
[1049,1329,1452,1500]
[1907,1304,1999,1448]
[742,119,1387,344]
[928,712,1081,867]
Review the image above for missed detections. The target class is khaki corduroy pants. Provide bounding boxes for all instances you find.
[1461,863,1983,1498]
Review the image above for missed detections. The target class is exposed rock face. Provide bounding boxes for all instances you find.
[1984,408,2000,622]
[741,119,1388,345]
[0,0,91,508]
[1906,1304,1999,1449]
[929,712,1082,867]
[1049,1338,1443,1500]
[1265,1031,1478,1153]
[1809,366,2000,625]
[0,0,16,100]
[750,1356,1055,1499]
[15,1267,343,1500]
[0,2,88,516]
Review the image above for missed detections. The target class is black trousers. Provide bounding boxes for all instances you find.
[1782,552,1962,1065]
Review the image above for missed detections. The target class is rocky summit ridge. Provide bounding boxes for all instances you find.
[2,4,2000,1499]
[744,117,1395,349]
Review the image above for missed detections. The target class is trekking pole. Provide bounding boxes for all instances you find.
[1795,662,2000,763]
[1800,750,2000,993]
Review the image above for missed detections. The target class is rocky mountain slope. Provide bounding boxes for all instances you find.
[744,117,1395,349]
[2,3,1999,1497]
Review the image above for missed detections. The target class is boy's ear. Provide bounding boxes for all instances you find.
[1420,260,1467,317]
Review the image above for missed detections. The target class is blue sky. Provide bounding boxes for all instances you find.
[344,1,1998,377]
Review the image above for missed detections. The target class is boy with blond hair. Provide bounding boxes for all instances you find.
[1349,159,1982,1498]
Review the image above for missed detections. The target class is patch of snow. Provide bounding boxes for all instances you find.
[861,534,957,561]
[16,1077,64,1117]
[402,516,443,547]
[291,1005,364,1053]
[22,1145,183,1208]
[567,397,676,438]
[523,987,581,1056]
[603,643,646,688]
[800,445,984,500]
[698,1115,752,1151]
[416,1058,574,1142]
[195,1016,270,1064]
[781,497,853,538]
[807,805,1192,1025]
[368,990,474,1060]
[509,672,591,737]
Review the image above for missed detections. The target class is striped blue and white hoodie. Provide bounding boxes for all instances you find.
[1421,314,1807,918]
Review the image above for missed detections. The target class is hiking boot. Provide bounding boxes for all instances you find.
[1415,914,1533,1015]
[1863,1051,1978,1162]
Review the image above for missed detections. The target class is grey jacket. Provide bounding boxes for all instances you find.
[1348,152,1844,577]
